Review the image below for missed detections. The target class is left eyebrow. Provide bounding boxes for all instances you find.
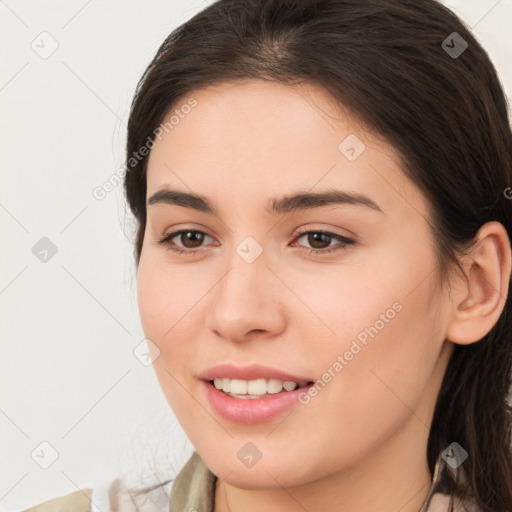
[268,189,384,215]
[146,187,384,215]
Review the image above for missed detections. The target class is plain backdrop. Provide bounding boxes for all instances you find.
[1,1,511,510]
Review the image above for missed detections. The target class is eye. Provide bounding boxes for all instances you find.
[292,230,355,255]
[157,230,215,254]
[157,229,355,256]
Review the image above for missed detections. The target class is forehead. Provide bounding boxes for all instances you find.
[145,79,429,220]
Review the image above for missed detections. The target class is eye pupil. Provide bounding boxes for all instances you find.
[182,231,204,248]
[308,232,331,249]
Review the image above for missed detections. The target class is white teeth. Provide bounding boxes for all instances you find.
[267,379,283,394]
[230,379,248,394]
[221,378,231,392]
[282,381,298,391]
[212,377,308,396]
[247,379,267,395]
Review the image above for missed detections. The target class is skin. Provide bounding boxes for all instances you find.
[136,79,511,512]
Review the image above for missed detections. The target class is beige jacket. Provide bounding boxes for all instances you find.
[21,450,480,512]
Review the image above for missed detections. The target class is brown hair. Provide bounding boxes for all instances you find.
[124,0,512,508]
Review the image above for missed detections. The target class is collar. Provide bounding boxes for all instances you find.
[169,450,474,512]
[169,451,216,512]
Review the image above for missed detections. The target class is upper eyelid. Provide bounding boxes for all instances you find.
[162,221,353,236]
[164,227,353,247]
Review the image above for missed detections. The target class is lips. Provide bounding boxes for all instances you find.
[202,379,315,424]
[198,363,314,383]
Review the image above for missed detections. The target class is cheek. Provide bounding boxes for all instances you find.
[300,243,439,362]
[137,256,207,418]
[137,254,200,371]
[290,260,440,427]
[138,249,203,338]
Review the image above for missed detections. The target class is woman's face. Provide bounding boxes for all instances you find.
[137,79,454,490]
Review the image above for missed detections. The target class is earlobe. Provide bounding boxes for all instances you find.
[445,221,511,346]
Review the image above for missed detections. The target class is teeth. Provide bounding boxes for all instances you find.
[283,381,298,391]
[212,377,309,396]
[248,379,266,394]
[222,378,231,392]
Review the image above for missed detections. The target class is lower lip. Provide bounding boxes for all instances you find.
[201,380,313,425]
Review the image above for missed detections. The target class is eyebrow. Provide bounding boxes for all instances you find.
[146,187,384,215]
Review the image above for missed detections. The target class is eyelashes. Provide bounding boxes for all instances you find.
[157,229,355,256]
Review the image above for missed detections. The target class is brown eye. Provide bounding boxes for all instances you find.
[178,231,206,248]
[158,230,214,253]
[294,230,355,255]
[306,232,333,249]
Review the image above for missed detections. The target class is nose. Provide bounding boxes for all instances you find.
[204,244,287,343]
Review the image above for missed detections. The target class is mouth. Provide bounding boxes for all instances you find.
[208,377,314,399]
[202,377,316,424]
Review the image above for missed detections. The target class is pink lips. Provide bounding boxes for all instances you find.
[198,363,313,384]
[199,363,315,425]
[202,380,314,424]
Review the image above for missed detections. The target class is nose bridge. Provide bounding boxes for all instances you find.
[216,238,270,315]
[205,236,285,340]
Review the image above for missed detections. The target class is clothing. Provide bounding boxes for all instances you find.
[20,450,479,512]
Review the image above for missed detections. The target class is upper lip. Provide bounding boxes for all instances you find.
[199,363,314,383]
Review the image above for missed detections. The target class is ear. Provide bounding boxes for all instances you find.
[445,221,512,345]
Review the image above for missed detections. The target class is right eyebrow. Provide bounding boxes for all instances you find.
[147,188,216,214]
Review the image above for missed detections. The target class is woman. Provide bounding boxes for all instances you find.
[23,0,512,510]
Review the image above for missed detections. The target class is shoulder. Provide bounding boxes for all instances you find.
[21,489,93,512]
[20,476,174,512]
[20,459,182,512]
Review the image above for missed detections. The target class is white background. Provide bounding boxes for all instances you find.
[1,1,511,510]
